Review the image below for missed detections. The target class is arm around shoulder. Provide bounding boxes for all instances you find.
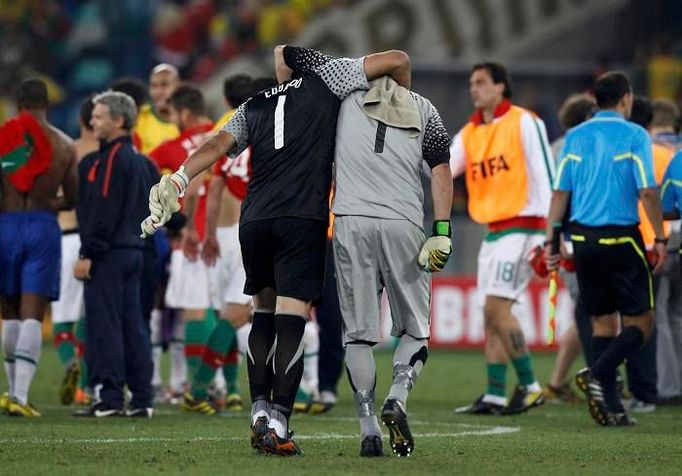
[363,50,411,89]
[274,45,293,83]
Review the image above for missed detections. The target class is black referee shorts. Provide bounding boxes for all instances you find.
[570,223,654,317]
[239,217,327,302]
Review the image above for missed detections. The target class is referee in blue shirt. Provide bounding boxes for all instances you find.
[545,72,667,426]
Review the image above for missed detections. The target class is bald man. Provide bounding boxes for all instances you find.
[135,63,181,154]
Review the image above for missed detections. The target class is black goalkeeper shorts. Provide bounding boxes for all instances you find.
[239,217,327,302]
[570,223,654,316]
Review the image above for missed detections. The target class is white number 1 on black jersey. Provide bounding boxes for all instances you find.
[274,95,286,150]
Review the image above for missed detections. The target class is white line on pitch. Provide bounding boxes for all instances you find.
[317,416,511,428]
[0,426,518,445]
[29,409,523,429]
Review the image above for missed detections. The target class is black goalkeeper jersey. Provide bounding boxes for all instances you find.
[223,46,368,225]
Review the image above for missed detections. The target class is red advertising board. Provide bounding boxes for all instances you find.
[428,276,573,350]
[376,275,574,351]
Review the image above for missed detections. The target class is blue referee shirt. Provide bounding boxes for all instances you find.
[661,151,682,214]
[555,111,656,226]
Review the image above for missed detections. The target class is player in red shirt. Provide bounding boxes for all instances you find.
[148,84,214,403]
[181,76,257,414]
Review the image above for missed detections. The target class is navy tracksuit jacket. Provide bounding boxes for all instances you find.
[77,135,157,409]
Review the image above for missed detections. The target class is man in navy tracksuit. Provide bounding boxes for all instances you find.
[74,91,154,417]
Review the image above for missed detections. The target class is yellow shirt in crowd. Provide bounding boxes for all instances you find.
[134,104,180,154]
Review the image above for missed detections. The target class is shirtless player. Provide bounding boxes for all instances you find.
[0,78,77,416]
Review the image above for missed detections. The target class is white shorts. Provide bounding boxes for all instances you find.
[51,233,84,324]
[208,225,251,309]
[165,249,211,309]
[477,232,544,304]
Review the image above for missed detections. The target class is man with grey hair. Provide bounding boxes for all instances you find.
[73,91,155,418]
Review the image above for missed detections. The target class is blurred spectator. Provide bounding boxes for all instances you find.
[10,0,674,139]
[627,96,666,412]
[112,77,150,110]
[551,93,597,169]
[647,38,682,101]
[649,98,682,403]
[257,1,305,47]
[153,1,215,72]
[652,98,682,148]
[134,64,181,154]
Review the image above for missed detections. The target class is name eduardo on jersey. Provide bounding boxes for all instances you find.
[263,78,303,98]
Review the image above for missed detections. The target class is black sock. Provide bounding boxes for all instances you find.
[271,314,307,423]
[247,311,276,403]
[592,327,645,412]
[591,336,622,412]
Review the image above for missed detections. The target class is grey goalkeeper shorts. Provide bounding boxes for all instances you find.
[333,215,430,344]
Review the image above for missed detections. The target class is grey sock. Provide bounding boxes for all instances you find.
[270,408,289,437]
[345,342,381,437]
[345,342,376,391]
[387,335,428,408]
[387,365,417,405]
[356,389,382,437]
[251,399,270,421]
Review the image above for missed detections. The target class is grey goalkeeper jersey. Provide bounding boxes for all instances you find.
[332,90,451,230]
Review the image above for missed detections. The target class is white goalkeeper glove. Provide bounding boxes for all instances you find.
[140,167,189,238]
[418,220,452,273]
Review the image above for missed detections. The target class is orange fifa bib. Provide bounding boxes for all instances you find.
[638,142,673,246]
[462,106,529,224]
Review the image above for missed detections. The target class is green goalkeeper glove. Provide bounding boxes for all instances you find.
[418,220,452,273]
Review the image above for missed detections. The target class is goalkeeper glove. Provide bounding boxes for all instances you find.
[418,220,452,273]
[140,167,189,238]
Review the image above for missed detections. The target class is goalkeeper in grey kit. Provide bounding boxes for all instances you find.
[332,76,453,457]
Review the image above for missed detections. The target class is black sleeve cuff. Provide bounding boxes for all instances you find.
[282,46,333,72]
[79,242,105,260]
[425,151,451,169]
[283,46,302,70]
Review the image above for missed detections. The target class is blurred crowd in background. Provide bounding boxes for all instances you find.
[0,0,359,133]
[1,0,682,139]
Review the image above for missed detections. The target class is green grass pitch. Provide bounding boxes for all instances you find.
[1,347,681,475]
